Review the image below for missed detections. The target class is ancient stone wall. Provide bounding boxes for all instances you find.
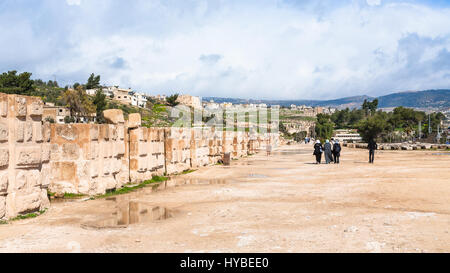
[0,94,50,220]
[0,92,278,220]
[49,123,128,195]
[128,127,165,182]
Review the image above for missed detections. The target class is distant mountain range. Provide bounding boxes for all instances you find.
[203,89,450,109]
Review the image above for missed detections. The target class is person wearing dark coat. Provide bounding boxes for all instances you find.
[313,140,323,164]
[324,140,333,164]
[368,138,378,163]
[333,140,341,164]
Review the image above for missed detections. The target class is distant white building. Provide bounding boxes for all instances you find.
[86,89,98,96]
[131,92,148,108]
[333,130,362,143]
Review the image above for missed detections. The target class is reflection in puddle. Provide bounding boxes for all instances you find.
[168,178,229,187]
[431,153,450,156]
[81,200,173,229]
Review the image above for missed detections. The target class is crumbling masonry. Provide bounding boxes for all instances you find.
[0,93,278,220]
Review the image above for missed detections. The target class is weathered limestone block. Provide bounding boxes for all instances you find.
[103,159,111,175]
[0,99,7,117]
[0,196,5,219]
[89,142,99,160]
[0,122,8,142]
[43,122,51,142]
[89,160,100,178]
[422,144,431,149]
[49,181,77,195]
[127,113,142,128]
[90,125,99,140]
[99,125,110,140]
[89,177,106,195]
[114,142,125,156]
[103,109,125,125]
[55,125,78,141]
[26,170,41,188]
[0,171,8,194]
[24,121,33,142]
[62,143,80,160]
[15,97,27,117]
[111,158,122,174]
[103,176,117,191]
[101,142,113,158]
[33,121,43,142]
[138,142,148,156]
[50,143,61,161]
[39,189,50,211]
[28,100,43,116]
[109,125,118,141]
[15,171,27,190]
[138,158,148,172]
[0,148,9,167]
[117,125,125,140]
[76,161,90,194]
[12,188,42,215]
[40,164,51,187]
[115,168,129,187]
[51,162,76,186]
[41,144,51,163]
[16,121,25,142]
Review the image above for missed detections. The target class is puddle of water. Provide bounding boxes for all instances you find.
[168,178,229,187]
[81,200,173,229]
[431,153,450,156]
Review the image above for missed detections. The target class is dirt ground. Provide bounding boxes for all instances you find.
[0,144,449,253]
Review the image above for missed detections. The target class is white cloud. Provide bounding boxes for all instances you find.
[2,0,450,100]
[367,0,382,6]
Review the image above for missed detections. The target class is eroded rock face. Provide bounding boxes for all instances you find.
[127,113,141,128]
[0,171,8,193]
[103,109,125,125]
[1,94,50,220]
[0,196,6,219]
[12,188,42,215]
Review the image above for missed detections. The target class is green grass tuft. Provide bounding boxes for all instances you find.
[3,208,49,224]
[179,169,197,175]
[95,176,168,199]
[63,193,87,199]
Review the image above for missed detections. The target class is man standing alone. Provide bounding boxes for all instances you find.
[368,138,378,164]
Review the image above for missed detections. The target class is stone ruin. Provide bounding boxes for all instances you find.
[0,92,278,220]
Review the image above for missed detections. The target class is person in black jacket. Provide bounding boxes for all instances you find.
[368,138,378,163]
[313,140,323,164]
[332,140,341,164]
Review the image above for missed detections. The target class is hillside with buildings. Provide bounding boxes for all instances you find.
[204,89,450,110]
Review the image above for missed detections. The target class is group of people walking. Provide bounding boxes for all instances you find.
[312,138,378,164]
[313,139,341,164]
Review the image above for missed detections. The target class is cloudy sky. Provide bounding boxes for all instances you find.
[1,0,450,100]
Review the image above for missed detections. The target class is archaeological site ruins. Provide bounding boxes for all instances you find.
[0,93,278,220]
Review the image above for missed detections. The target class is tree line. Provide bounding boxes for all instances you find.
[0,70,182,126]
[314,99,446,143]
[0,71,107,123]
